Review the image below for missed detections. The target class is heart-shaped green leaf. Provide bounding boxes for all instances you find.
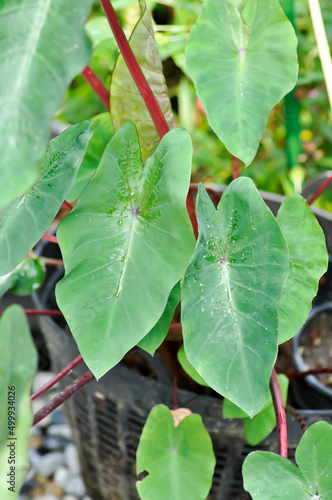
[138,281,181,355]
[56,123,195,379]
[0,257,45,299]
[110,0,175,161]
[276,195,328,344]
[223,374,289,445]
[0,121,93,276]
[243,421,332,499]
[186,0,298,165]
[136,404,215,500]
[0,0,93,208]
[0,306,38,498]
[181,179,289,417]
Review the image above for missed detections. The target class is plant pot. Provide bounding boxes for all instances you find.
[292,302,332,410]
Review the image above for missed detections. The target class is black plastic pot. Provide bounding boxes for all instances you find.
[292,302,332,410]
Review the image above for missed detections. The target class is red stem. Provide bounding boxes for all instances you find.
[42,234,58,244]
[307,175,332,205]
[232,156,240,180]
[31,355,83,401]
[81,65,110,111]
[286,404,308,432]
[32,370,94,426]
[62,200,73,211]
[168,322,182,335]
[287,367,332,379]
[189,185,221,207]
[99,0,169,138]
[270,368,288,458]
[0,309,63,317]
[186,194,198,239]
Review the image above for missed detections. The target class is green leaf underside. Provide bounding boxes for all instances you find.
[56,123,195,379]
[0,122,93,276]
[136,405,215,500]
[0,0,93,208]
[223,374,289,446]
[177,346,210,387]
[186,0,298,166]
[138,281,181,355]
[243,421,332,499]
[181,178,289,417]
[110,0,175,162]
[0,306,37,498]
[67,114,114,203]
[0,257,45,299]
[276,195,328,344]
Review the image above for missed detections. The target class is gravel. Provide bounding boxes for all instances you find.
[19,371,91,500]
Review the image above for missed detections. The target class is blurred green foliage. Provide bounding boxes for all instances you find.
[56,0,332,207]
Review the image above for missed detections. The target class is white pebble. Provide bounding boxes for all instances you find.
[64,443,81,475]
[28,449,42,470]
[53,465,70,488]
[47,424,72,440]
[64,475,86,496]
[36,451,64,477]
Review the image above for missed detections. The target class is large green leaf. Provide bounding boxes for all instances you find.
[0,0,93,208]
[136,404,215,500]
[138,281,181,355]
[185,0,298,166]
[0,121,93,276]
[181,179,289,417]
[56,123,195,379]
[276,195,328,344]
[243,422,332,499]
[223,374,289,446]
[66,114,114,203]
[110,0,175,162]
[0,306,38,498]
[0,257,45,299]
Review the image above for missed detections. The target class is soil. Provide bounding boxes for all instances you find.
[298,309,332,389]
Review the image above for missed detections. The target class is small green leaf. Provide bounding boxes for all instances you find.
[177,346,210,387]
[138,281,181,355]
[56,123,195,379]
[110,0,175,161]
[67,114,114,202]
[276,195,328,344]
[181,179,289,417]
[223,375,289,445]
[243,422,332,499]
[186,0,298,165]
[136,404,215,500]
[0,257,45,299]
[0,0,93,208]
[0,306,38,498]
[0,121,93,276]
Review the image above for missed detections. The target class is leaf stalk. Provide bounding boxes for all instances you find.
[270,368,288,458]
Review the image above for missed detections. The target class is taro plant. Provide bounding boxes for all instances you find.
[1,0,332,498]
